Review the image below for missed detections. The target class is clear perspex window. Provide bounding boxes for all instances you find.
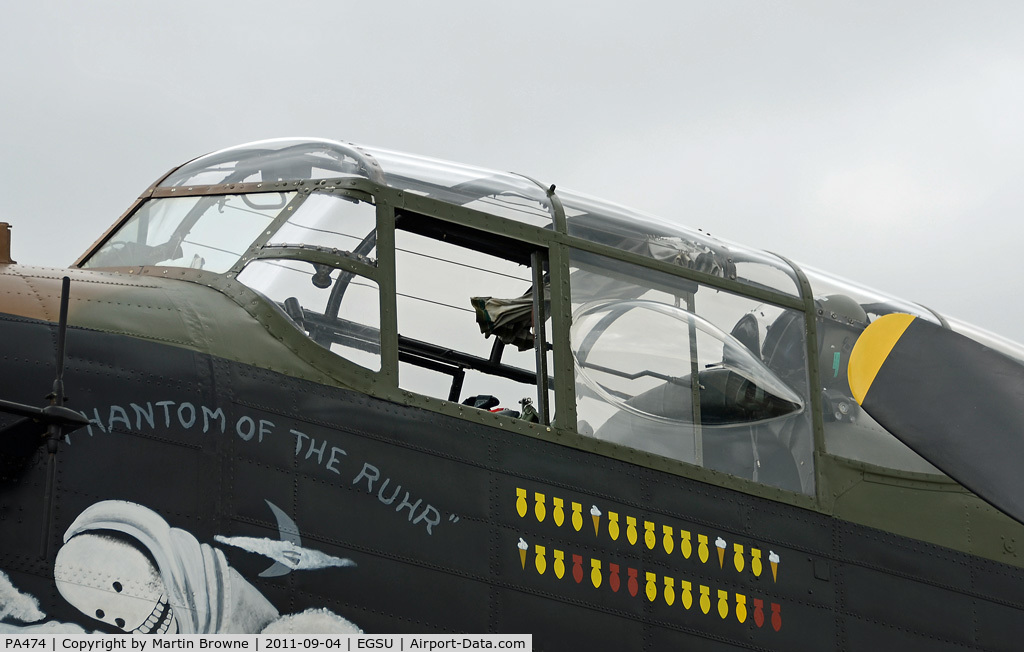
[82,193,295,273]
[238,259,382,372]
[570,249,814,494]
[803,266,944,475]
[562,190,802,298]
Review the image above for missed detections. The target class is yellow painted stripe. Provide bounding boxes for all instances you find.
[848,313,917,404]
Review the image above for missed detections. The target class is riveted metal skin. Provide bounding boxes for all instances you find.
[1,300,1024,649]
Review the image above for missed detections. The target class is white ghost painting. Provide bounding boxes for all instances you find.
[55,533,177,633]
[56,500,279,633]
[50,499,360,634]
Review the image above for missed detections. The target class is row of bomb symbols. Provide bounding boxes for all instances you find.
[516,538,782,632]
[516,488,604,533]
[515,488,780,581]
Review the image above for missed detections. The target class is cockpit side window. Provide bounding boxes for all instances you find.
[392,212,554,423]
[237,259,382,372]
[569,249,815,494]
[234,192,382,372]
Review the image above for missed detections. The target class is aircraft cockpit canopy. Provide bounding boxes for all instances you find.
[560,190,804,298]
[161,138,558,226]
[76,137,1024,502]
[93,138,802,295]
[159,138,387,187]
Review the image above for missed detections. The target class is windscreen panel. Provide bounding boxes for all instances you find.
[269,193,378,260]
[81,193,296,273]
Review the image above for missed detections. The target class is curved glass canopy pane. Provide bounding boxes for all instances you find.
[159,138,555,228]
[802,265,942,325]
[561,190,802,297]
[364,146,555,227]
[572,300,804,427]
[161,138,384,187]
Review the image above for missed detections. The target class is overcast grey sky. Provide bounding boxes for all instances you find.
[2,2,1023,340]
